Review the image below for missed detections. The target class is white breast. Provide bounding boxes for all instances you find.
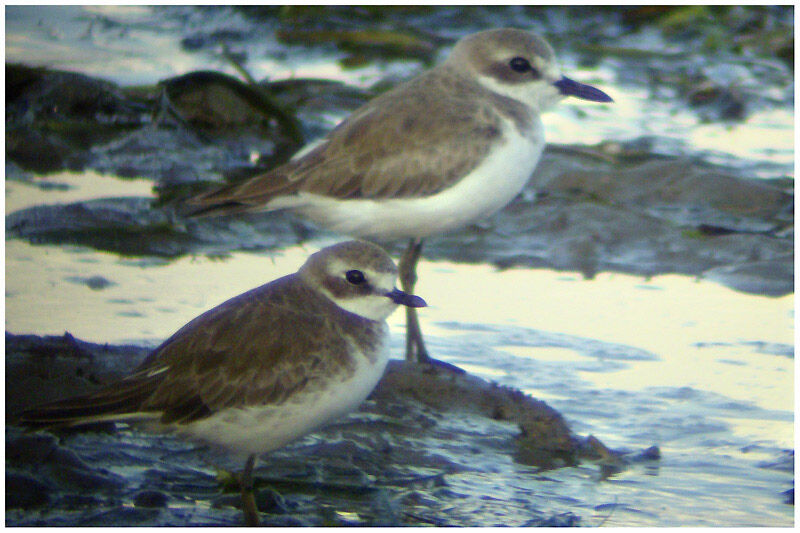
[272,117,544,240]
[176,333,391,458]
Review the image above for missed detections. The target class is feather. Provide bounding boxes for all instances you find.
[184,66,530,217]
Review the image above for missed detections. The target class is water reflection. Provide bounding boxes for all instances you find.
[4,4,794,525]
[5,171,155,212]
[5,239,793,526]
[5,5,794,176]
[6,240,792,422]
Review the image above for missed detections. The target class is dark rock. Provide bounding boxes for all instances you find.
[687,81,747,122]
[65,275,116,290]
[5,332,150,416]
[6,432,118,476]
[534,156,790,231]
[6,64,138,125]
[160,71,303,145]
[5,161,32,182]
[5,433,61,465]
[88,127,232,187]
[6,431,124,492]
[268,78,372,118]
[6,197,173,250]
[639,445,661,460]
[262,514,313,527]
[5,196,313,259]
[371,359,578,468]
[210,493,240,510]
[702,258,794,296]
[53,465,124,491]
[401,491,438,507]
[133,490,169,508]
[527,512,581,527]
[412,150,793,297]
[60,493,103,509]
[5,64,150,172]
[255,488,289,514]
[5,333,601,526]
[6,129,78,173]
[299,439,374,464]
[580,435,622,463]
[209,487,291,517]
[72,507,162,526]
[6,473,51,509]
[275,27,440,64]
[5,89,793,297]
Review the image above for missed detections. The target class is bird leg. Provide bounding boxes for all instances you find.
[399,238,430,363]
[239,454,259,527]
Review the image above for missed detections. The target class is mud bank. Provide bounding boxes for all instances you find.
[6,332,642,526]
[6,60,792,297]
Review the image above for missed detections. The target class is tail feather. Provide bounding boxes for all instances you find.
[18,376,159,430]
[182,199,253,218]
[18,411,160,431]
[183,164,300,219]
[180,179,245,218]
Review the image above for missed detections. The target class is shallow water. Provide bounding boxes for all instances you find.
[5,236,794,526]
[5,5,794,177]
[5,5,794,527]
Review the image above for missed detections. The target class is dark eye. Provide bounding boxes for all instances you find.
[509,56,531,72]
[345,270,366,285]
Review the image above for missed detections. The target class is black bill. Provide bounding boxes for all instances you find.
[554,76,613,103]
[386,288,427,308]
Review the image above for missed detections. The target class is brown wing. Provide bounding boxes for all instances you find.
[137,275,357,423]
[187,68,512,216]
[20,276,358,428]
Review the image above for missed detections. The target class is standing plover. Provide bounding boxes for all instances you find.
[19,240,426,526]
[188,28,612,362]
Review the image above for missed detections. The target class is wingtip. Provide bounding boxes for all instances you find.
[181,200,252,219]
[180,181,256,219]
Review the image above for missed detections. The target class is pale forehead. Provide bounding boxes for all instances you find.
[307,241,397,275]
[327,258,397,279]
[455,28,556,63]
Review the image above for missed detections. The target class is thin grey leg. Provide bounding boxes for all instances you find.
[240,454,259,527]
[398,238,430,363]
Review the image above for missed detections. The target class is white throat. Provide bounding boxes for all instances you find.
[476,75,563,114]
[315,262,401,322]
[327,293,398,322]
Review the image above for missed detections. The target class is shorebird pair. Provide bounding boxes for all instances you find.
[188,27,612,363]
[20,28,612,526]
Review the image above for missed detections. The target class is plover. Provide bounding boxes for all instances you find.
[18,240,426,526]
[188,28,612,362]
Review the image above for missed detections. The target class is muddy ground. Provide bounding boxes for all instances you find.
[6,333,643,526]
[5,5,793,526]
[5,63,793,296]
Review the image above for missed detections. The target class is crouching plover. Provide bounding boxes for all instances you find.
[18,240,426,526]
[188,28,612,363]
